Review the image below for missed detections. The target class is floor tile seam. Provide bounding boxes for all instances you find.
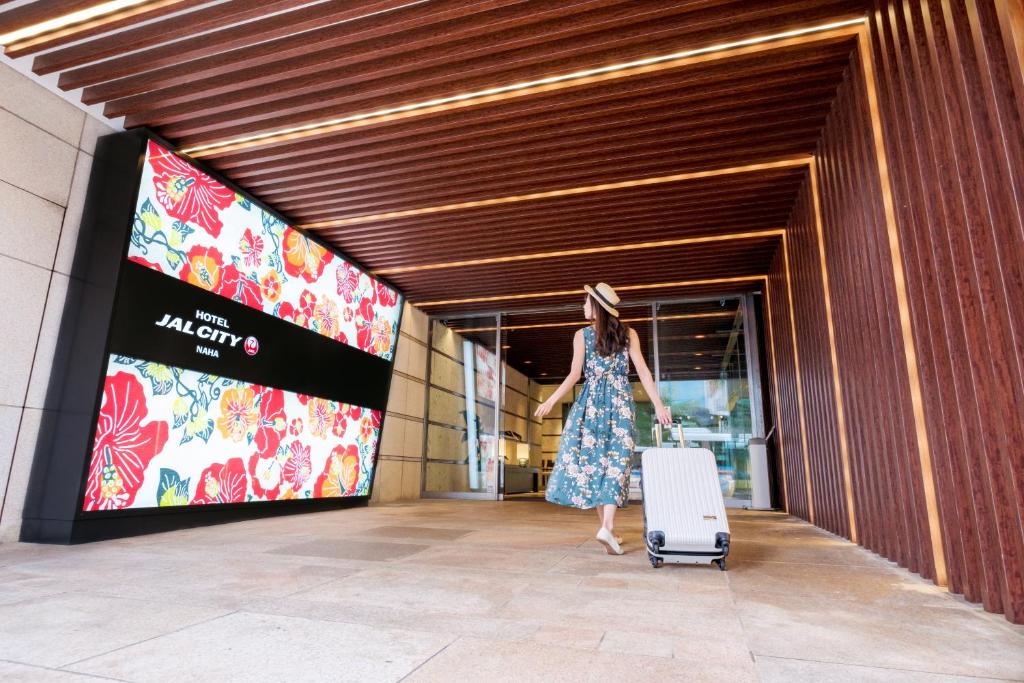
[396,637,457,682]
[229,600,487,635]
[271,574,366,602]
[0,589,70,608]
[730,558,888,568]
[725,570,761,667]
[0,657,131,682]
[752,653,1023,681]
[394,560,569,579]
[235,597,540,637]
[726,584,951,603]
[728,584,1022,616]
[57,609,240,670]
[55,582,314,606]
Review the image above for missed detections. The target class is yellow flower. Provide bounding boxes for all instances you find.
[307,398,334,438]
[186,407,209,437]
[140,208,161,231]
[260,269,282,303]
[216,387,259,442]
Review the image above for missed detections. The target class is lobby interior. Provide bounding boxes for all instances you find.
[1,1,1023,681]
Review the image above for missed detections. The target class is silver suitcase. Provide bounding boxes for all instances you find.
[641,447,731,570]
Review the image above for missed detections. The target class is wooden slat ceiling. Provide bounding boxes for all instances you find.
[0,0,869,381]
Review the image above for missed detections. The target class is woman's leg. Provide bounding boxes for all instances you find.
[602,504,616,531]
[596,506,604,527]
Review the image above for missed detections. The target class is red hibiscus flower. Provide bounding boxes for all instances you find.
[374,280,398,308]
[369,409,382,430]
[278,301,297,324]
[336,262,360,303]
[192,457,248,504]
[248,452,282,501]
[254,387,286,458]
[356,298,376,350]
[128,255,164,273]
[147,141,234,238]
[239,228,264,268]
[356,297,393,356]
[217,263,262,309]
[298,289,317,322]
[83,372,169,511]
[331,409,348,438]
[314,444,360,498]
[348,404,362,421]
[282,228,333,283]
[180,245,225,292]
[358,414,375,443]
[282,440,312,492]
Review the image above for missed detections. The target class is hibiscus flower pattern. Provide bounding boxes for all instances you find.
[192,458,248,505]
[82,355,382,511]
[315,444,360,498]
[127,140,401,360]
[83,373,170,511]
[148,143,234,238]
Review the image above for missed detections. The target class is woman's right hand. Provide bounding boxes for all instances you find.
[655,404,672,426]
[534,399,554,418]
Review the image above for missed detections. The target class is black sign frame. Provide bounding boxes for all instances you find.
[20,130,405,543]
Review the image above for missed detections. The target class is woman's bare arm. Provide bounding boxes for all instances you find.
[533,329,585,418]
[628,328,672,426]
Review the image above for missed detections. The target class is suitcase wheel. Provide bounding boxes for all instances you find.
[714,558,727,571]
[648,553,663,569]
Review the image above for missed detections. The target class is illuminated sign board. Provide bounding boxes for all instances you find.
[21,133,403,542]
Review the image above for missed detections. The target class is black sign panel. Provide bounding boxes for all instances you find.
[107,261,393,410]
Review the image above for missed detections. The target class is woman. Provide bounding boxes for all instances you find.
[534,282,672,555]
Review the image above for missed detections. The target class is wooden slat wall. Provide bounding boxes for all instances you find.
[765,255,811,521]
[781,179,851,539]
[767,44,934,591]
[768,0,1024,623]
[866,0,1024,622]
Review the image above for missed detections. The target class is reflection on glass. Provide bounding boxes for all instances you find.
[655,299,752,502]
[424,318,500,494]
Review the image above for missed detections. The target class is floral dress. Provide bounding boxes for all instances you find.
[545,326,636,509]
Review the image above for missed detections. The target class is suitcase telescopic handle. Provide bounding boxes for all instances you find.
[653,420,684,447]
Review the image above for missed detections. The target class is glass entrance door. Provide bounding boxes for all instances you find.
[653,298,757,506]
[422,315,502,499]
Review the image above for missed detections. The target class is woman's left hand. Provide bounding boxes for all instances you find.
[655,405,672,426]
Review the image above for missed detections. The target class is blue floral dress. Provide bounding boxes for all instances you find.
[546,326,636,509]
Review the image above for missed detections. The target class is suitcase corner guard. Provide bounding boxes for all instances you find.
[716,531,731,557]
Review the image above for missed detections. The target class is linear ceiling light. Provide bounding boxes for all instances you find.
[0,0,155,46]
[375,229,784,276]
[415,275,767,307]
[452,311,734,333]
[304,159,809,230]
[181,18,864,157]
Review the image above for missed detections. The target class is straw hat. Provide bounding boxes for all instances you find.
[584,282,620,318]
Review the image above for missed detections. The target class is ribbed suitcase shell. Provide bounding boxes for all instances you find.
[641,447,730,564]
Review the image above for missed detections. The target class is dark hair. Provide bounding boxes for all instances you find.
[589,295,630,356]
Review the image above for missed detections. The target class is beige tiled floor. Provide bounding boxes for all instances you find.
[0,501,1021,682]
